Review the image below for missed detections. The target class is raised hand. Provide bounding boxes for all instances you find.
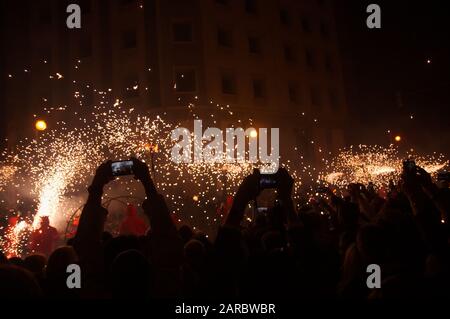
[238,168,261,199]
[277,167,294,199]
[417,166,434,190]
[90,160,113,190]
[225,169,260,227]
[131,157,157,197]
[400,163,422,196]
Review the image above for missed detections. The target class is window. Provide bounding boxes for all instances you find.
[280,9,291,26]
[253,79,266,98]
[284,45,296,63]
[122,30,137,49]
[221,73,236,95]
[310,87,322,106]
[288,84,300,104]
[217,27,233,48]
[300,17,311,33]
[329,88,339,108]
[173,22,193,42]
[174,69,197,93]
[320,21,330,38]
[245,0,258,14]
[325,53,333,73]
[305,49,315,69]
[248,36,261,54]
[123,75,140,98]
[79,35,92,58]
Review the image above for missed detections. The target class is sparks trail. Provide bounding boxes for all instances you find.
[319,145,448,188]
[0,96,294,256]
[1,59,447,257]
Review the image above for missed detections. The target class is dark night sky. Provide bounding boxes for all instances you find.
[0,0,449,154]
[0,0,6,150]
[336,0,450,154]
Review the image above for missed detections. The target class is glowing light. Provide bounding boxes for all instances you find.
[249,130,258,138]
[35,120,47,131]
[395,135,401,142]
[193,195,199,202]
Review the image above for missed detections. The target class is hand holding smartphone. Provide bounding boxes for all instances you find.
[111,160,134,176]
[111,159,157,196]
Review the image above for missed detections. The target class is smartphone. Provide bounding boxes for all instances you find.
[256,207,269,214]
[111,160,134,176]
[260,174,277,189]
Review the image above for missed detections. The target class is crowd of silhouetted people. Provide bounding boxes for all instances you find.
[1,158,449,299]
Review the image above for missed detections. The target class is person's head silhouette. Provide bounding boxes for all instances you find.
[40,216,50,228]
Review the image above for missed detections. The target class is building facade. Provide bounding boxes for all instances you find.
[2,0,347,162]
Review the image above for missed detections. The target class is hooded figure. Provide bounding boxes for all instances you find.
[119,204,148,236]
[29,216,59,257]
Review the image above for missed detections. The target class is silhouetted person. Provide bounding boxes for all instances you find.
[110,249,153,299]
[45,246,79,298]
[0,265,42,298]
[29,216,59,257]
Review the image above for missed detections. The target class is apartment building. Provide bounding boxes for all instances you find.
[2,0,347,161]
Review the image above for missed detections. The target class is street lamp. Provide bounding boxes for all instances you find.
[35,120,47,131]
[249,129,258,138]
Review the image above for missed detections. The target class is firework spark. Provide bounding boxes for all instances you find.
[320,145,448,188]
[1,58,448,257]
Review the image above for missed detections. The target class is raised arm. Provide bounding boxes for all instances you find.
[276,167,298,226]
[225,169,260,228]
[72,161,113,294]
[132,158,183,297]
[74,161,112,252]
[132,158,177,237]
[402,165,446,253]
